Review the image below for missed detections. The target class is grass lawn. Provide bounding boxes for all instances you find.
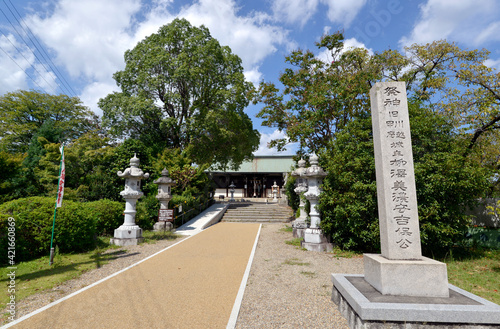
[0,231,179,313]
[445,249,500,305]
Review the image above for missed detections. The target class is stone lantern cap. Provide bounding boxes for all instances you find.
[229,181,236,189]
[303,153,327,178]
[291,158,307,177]
[117,154,150,179]
[154,168,175,202]
[153,168,175,185]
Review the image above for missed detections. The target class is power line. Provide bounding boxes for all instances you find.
[0,27,58,93]
[0,7,59,93]
[0,0,78,97]
[0,3,62,93]
[0,40,47,92]
[4,0,78,97]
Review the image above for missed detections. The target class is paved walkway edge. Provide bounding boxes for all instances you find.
[226,223,262,329]
[2,234,197,329]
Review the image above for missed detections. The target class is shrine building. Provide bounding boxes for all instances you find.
[209,155,295,200]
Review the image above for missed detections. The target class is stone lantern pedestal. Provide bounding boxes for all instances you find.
[301,154,332,252]
[291,158,308,238]
[111,154,150,246]
[153,168,175,232]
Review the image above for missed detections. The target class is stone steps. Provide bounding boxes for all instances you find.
[221,203,292,223]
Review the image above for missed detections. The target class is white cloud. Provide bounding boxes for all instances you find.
[28,0,142,82]
[79,82,120,116]
[476,21,500,45]
[316,37,372,63]
[0,34,31,94]
[33,63,58,94]
[244,68,263,86]
[343,37,373,54]
[255,129,298,155]
[485,58,500,70]
[21,0,289,114]
[179,0,290,71]
[272,0,319,27]
[400,0,499,47]
[320,0,367,27]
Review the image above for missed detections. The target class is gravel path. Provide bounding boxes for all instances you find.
[3,222,364,328]
[236,223,364,328]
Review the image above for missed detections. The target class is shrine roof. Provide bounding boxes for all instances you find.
[209,155,295,174]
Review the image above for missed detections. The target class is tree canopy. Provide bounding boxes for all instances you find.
[99,18,260,169]
[0,90,97,153]
[256,32,500,169]
[255,33,380,153]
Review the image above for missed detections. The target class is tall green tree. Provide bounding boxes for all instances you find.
[255,32,381,153]
[0,90,97,153]
[99,18,260,169]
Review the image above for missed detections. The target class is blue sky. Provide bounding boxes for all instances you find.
[1,0,500,155]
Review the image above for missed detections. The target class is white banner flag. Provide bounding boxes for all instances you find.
[56,145,65,207]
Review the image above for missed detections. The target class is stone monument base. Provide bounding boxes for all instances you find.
[110,225,144,246]
[292,219,307,238]
[331,274,500,329]
[301,228,333,252]
[364,253,449,298]
[293,228,306,238]
[153,221,173,232]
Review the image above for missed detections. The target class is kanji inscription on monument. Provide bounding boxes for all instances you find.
[370,81,422,260]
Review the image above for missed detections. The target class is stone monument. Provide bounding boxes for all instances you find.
[153,168,175,232]
[111,154,150,246]
[366,81,448,297]
[291,158,308,238]
[301,154,332,252]
[331,81,500,328]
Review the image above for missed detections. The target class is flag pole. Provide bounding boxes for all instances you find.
[50,143,65,265]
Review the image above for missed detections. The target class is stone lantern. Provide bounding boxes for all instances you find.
[302,153,332,252]
[272,181,279,202]
[111,154,150,246]
[291,158,308,238]
[153,168,176,231]
[229,181,236,201]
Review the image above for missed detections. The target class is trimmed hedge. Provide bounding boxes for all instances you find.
[136,194,159,230]
[0,197,123,264]
[86,199,123,236]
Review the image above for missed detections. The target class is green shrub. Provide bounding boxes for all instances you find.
[86,199,123,236]
[136,194,159,230]
[0,197,102,263]
[284,176,300,213]
[56,202,96,253]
